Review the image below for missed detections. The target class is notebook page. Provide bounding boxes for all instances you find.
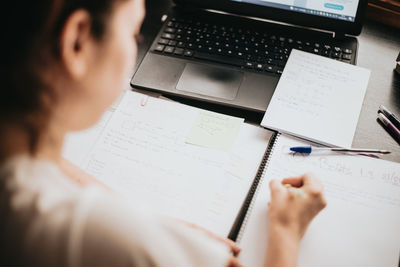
[261,49,370,148]
[79,91,272,237]
[239,134,400,267]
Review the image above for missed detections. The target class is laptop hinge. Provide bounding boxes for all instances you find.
[333,32,346,40]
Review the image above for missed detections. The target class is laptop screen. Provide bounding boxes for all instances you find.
[231,0,359,22]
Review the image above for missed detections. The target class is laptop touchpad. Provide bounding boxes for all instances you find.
[176,63,243,100]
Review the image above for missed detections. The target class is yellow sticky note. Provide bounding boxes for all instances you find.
[186,110,244,151]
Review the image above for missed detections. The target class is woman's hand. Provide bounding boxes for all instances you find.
[178,220,242,267]
[265,173,326,267]
[268,173,327,241]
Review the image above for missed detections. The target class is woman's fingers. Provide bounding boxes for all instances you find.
[268,174,327,240]
[227,256,243,267]
[281,176,304,187]
[282,173,323,193]
[179,219,241,256]
[269,179,285,200]
[206,232,241,256]
[225,239,242,256]
[292,173,327,210]
[301,173,325,197]
[282,174,326,206]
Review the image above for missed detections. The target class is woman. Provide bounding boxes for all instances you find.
[0,0,327,266]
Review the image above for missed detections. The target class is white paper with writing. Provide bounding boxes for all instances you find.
[75,91,272,237]
[261,49,370,148]
[239,134,400,267]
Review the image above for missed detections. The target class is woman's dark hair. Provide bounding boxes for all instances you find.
[0,0,124,153]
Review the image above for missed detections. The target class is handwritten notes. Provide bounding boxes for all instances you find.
[239,134,400,267]
[186,110,244,151]
[75,91,271,237]
[261,49,371,148]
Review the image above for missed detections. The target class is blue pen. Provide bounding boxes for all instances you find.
[289,146,391,155]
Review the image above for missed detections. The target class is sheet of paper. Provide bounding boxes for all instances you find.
[77,91,273,237]
[239,134,400,267]
[261,49,370,148]
[186,110,244,152]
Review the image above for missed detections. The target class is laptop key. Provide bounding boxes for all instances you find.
[324,45,331,50]
[342,54,352,60]
[164,46,175,54]
[265,65,274,73]
[236,51,245,59]
[184,50,194,57]
[194,52,245,67]
[161,33,175,39]
[333,46,341,52]
[245,62,254,68]
[343,48,353,54]
[158,38,169,45]
[168,40,177,46]
[206,47,214,53]
[322,50,330,57]
[255,63,264,70]
[165,27,176,33]
[155,44,165,52]
[174,48,184,55]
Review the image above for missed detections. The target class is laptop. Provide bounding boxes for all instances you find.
[131,0,367,112]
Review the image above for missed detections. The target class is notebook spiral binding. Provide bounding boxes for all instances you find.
[228,132,280,242]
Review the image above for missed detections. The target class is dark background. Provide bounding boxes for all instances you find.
[132,0,400,162]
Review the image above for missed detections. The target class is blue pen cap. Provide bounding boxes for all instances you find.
[290,146,312,154]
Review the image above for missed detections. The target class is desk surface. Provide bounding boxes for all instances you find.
[133,0,400,163]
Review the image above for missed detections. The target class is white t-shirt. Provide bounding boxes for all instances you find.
[0,156,231,267]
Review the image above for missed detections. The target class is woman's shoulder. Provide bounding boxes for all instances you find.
[0,155,104,266]
[0,154,103,234]
[0,155,83,207]
[0,155,230,267]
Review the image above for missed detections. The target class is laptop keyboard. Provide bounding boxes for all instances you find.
[153,16,354,75]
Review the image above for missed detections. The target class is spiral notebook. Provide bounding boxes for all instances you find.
[63,90,274,239]
[64,91,400,266]
[238,134,400,267]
